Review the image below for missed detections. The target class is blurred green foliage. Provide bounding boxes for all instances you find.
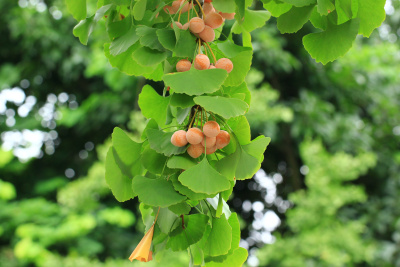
[1,0,400,266]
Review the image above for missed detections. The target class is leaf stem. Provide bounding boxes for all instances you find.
[189,106,199,128]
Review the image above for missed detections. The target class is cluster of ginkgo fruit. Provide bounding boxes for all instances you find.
[163,0,234,73]
[171,121,231,158]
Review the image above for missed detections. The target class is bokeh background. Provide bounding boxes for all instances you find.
[1,0,400,266]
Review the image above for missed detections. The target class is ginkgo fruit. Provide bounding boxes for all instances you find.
[215,58,233,73]
[194,54,210,70]
[201,136,216,148]
[203,2,215,15]
[182,22,189,30]
[176,59,191,72]
[198,25,215,43]
[204,12,224,29]
[208,64,216,69]
[180,1,192,12]
[205,145,217,155]
[220,12,235,20]
[187,144,204,158]
[203,121,220,137]
[172,0,182,13]
[186,127,203,145]
[171,130,188,147]
[189,17,205,33]
[163,5,175,14]
[215,130,230,149]
[170,22,183,29]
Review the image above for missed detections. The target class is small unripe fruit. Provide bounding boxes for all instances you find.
[208,64,216,69]
[194,54,210,70]
[204,12,224,29]
[201,136,216,148]
[186,127,203,145]
[215,130,230,149]
[172,0,183,13]
[189,17,205,33]
[198,25,215,43]
[187,144,204,158]
[182,22,189,30]
[220,12,235,20]
[171,130,188,147]
[206,145,217,155]
[176,59,191,72]
[203,3,214,15]
[171,21,183,29]
[203,121,220,137]
[215,58,233,73]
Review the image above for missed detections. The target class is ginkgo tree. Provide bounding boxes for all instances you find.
[65,0,386,265]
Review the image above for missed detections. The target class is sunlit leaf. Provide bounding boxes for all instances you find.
[138,85,170,126]
[203,216,232,256]
[357,0,385,37]
[163,68,228,96]
[303,18,359,64]
[179,158,231,195]
[66,0,87,21]
[132,176,186,207]
[194,96,249,119]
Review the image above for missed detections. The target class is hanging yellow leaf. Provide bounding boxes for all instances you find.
[128,224,155,262]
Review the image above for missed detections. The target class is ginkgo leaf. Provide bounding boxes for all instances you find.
[146,129,187,157]
[193,96,249,119]
[166,214,209,251]
[138,85,170,127]
[163,68,228,96]
[132,176,186,207]
[203,216,232,256]
[179,158,231,195]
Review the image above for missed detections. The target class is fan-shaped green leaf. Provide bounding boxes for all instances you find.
[174,29,197,58]
[163,68,228,96]
[73,4,114,45]
[205,248,248,267]
[132,46,169,66]
[132,176,186,207]
[109,27,139,56]
[138,85,170,126]
[203,216,232,256]
[141,147,169,175]
[168,202,192,215]
[317,0,335,15]
[263,0,292,17]
[179,158,231,195]
[217,42,252,87]
[232,10,271,34]
[303,18,359,64]
[105,147,137,202]
[213,0,236,13]
[137,26,164,51]
[170,174,215,200]
[277,5,314,34]
[166,214,209,251]
[133,0,147,21]
[157,29,176,51]
[168,155,197,170]
[104,43,160,76]
[170,93,195,108]
[66,0,87,21]
[194,96,249,119]
[357,0,385,37]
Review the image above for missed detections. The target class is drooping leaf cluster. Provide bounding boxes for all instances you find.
[64,0,386,265]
